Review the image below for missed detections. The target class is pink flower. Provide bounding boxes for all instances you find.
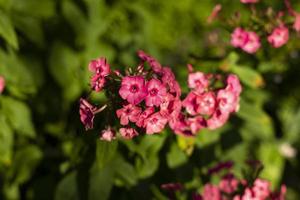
[241,31,261,54]
[226,74,242,96]
[217,89,239,113]
[231,28,248,48]
[202,184,221,200]
[169,113,193,136]
[188,116,206,134]
[0,76,5,94]
[162,67,175,85]
[293,13,300,32]
[100,127,116,141]
[219,175,239,194]
[182,92,198,115]
[270,185,286,200]
[240,0,258,3]
[119,127,139,139]
[196,92,216,116]
[188,72,209,94]
[89,57,110,76]
[137,50,162,73]
[136,107,155,127]
[145,79,167,107]
[144,112,168,134]
[207,4,222,24]
[116,104,142,125]
[79,98,97,130]
[268,26,289,48]
[119,76,148,105]
[90,74,106,92]
[252,179,271,199]
[207,110,229,130]
[160,94,182,119]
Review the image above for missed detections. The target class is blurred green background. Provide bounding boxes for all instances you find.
[0,0,300,199]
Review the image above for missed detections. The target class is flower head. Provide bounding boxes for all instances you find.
[188,72,209,94]
[268,26,289,48]
[138,50,162,73]
[100,127,116,141]
[136,107,155,127]
[231,27,248,48]
[90,74,106,92]
[119,127,139,139]
[116,104,142,125]
[207,110,229,130]
[145,79,167,107]
[196,92,217,116]
[88,57,110,76]
[119,76,148,105]
[241,31,261,54]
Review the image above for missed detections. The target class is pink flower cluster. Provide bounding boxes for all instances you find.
[196,177,286,200]
[0,76,5,94]
[231,26,289,53]
[79,51,242,141]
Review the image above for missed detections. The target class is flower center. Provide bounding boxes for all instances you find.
[150,117,158,124]
[150,88,158,96]
[130,84,139,93]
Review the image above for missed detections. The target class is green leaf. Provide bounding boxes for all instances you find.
[55,172,79,200]
[0,9,18,49]
[9,145,42,184]
[166,143,188,169]
[113,155,138,186]
[136,154,159,179]
[95,140,118,169]
[257,143,284,187]
[232,65,264,88]
[0,113,13,166]
[0,96,36,137]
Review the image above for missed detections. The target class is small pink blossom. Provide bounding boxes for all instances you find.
[196,92,217,116]
[241,31,261,54]
[119,127,139,139]
[169,113,193,136]
[137,50,162,73]
[79,98,97,130]
[188,116,206,134]
[226,74,242,96]
[207,110,229,130]
[270,185,286,200]
[136,107,155,127]
[100,127,116,141]
[219,175,239,194]
[90,74,106,92]
[116,104,142,125]
[231,27,248,48]
[88,57,110,76]
[202,184,221,200]
[119,76,148,105]
[162,67,176,85]
[293,13,300,32]
[0,76,5,94]
[145,79,167,107]
[252,179,271,199]
[144,112,168,134]
[188,72,209,94]
[268,26,289,48]
[160,94,182,119]
[182,92,198,115]
[217,89,239,113]
[240,0,259,3]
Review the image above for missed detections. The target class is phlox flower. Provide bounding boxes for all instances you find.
[145,79,167,107]
[119,127,139,139]
[0,76,5,94]
[119,76,148,105]
[144,112,168,134]
[196,91,217,116]
[241,31,261,54]
[217,89,239,113]
[231,27,248,48]
[79,98,97,130]
[116,104,142,125]
[100,127,116,141]
[207,110,229,130]
[88,57,110,77]
[182,92,198,115]
[188,72,209,94]
[90,74,106,92]
[202,184,222,200]
[293,13,300,32]
[136,107,155,127]
[138,50,162,73]
[268,26,289,48]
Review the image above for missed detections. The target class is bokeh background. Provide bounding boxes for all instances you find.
[0,0,300,199]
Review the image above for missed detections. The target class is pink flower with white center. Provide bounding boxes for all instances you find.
[188,72,209,94]
[145,79,167,107]
[119,76,148,105]
[144,112,168,134]
[90,74,106,92]
[202,184,221,200]
[88,57,110,76]
[136,107,155,127]
[188,116,206,134]
[293,13,300,32]
[182,92,198,115]
[252,179,271,199]
[231,27,248,48]
[100,127,116,141]
[217,89,239,113]
[116,104,142,125]
[196,92,216,116]
[119,127,139,139]
[240,0,258,3]
[0,76,5,94]
[241,31,261,54]
[207,110,229,130]
[268,26,289,48]
[226,74,242,96]
[137,50,162,73]
[79,98,97,130]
